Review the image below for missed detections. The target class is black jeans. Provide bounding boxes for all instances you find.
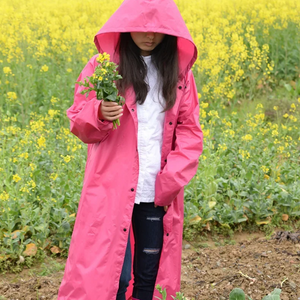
[116,203,165,300]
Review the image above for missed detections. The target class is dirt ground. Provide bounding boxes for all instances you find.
[0,231,299,300]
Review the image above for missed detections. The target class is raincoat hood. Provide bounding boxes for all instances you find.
[94,0,197,77]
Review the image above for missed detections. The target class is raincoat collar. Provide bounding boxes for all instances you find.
[94,0,197,77]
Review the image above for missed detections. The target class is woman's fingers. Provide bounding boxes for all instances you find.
[100,101,123,121]
[105,113,123,121]
[154,204,169,212]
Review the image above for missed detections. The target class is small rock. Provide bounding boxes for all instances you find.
[289,281,296,289]
[184,243,191,249]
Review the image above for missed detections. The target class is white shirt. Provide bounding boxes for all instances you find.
[134,55,165,204]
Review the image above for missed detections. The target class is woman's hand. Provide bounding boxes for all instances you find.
[98,100,123,121]
[154,204,168,212]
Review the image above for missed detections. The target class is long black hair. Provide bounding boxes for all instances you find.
[116,32,179,111]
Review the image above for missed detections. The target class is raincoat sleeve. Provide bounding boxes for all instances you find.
[154,71,203,207]
[66,55,113,144]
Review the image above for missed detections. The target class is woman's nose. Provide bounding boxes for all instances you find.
[146,32,155,39]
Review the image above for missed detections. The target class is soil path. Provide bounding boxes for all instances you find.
[0,231,299,300]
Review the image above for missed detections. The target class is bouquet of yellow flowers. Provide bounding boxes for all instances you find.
[76,52,125,129]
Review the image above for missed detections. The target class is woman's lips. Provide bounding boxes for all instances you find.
[144,42,154,47]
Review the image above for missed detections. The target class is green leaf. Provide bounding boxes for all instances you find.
[229,288,246,300]
[262,288,281,300]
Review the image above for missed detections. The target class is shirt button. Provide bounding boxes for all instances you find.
[166,233,169,236]
[123,228,127,232]
[131,188,134,192]
[169,122,172,125]
[164,159,167,163]
[131,108,134,111]
[178,86,182,90]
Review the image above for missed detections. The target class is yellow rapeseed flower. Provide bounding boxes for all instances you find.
[30,163,36,171]
[50,173,58,180]
[261,166,269,173]
[3,67,12,75]
[62,155,71,163]
[50,96,58,104]
[242,134,252,141]
[19,152,29,159]
[37,135,46,148]
[290,103,296,112]
[40,65,49,72]
[0,191,9,201]
[48,109,59,118]
[7,92,17,101]
[13,174,22,182]
[219,144,227,151]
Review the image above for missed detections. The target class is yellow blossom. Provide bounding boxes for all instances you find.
[48,109,59,118]
[30,163,36,171]
[3,67,13,75]
[37,135,46,148]
[200,102,209,109]
[50,96,58,104]
[19,152,29,159]
[261,166,269,173]
[62,155,71,163]
[290,103,296,112]
[203,129,210,137]
[13,174,22,182]
[40,65,49,72]
[7,92,17,101]
[0,191,9,201]
[239,149,250,159]
[242,134,253,141]
[219,144,227,151]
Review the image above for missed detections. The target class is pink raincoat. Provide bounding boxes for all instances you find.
[57,0,203,299]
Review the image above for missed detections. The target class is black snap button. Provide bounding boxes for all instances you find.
[123,228,127,232]
[164,159,167,163]
[178,86,182,90]
[166,233,169,236]
[131,188,134,192]
[169,122,172,125]
[131,108,134,111]
[185,86,187,89]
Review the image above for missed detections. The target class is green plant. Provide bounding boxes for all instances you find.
[229,288,246,300]
[155,285,191,300]
[229,288,282,300]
